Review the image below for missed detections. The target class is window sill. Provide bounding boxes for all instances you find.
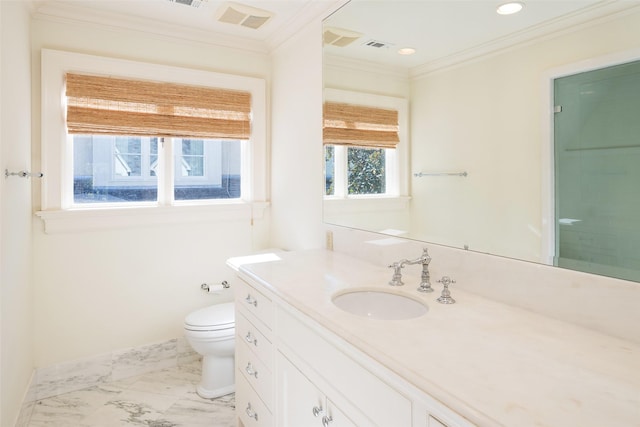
[35,201,269,234]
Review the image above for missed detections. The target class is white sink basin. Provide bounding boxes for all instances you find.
[332,290,428,320]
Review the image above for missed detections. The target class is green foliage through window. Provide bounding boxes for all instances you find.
[325,145,335,196]
[347,147,385,194]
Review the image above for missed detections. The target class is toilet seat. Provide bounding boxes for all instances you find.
[184,302,235,332]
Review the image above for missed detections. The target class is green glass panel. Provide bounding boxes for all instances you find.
[554,60,640,281]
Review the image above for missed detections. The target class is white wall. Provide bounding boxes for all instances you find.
[1,1,34,425]
[30,18,271,367]
[410,10,640,263]
[269,20,325,250]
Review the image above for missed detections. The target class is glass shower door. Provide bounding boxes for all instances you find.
[554,59,640,282]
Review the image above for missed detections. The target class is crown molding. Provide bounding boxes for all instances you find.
[30,1,269,55]
[265,0,346,53]
[410,1,640,79]
[324,54,410,80]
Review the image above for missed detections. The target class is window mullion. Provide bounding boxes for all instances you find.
[385,148,398,196]
[157,137,175,206]
[335,146,347,198]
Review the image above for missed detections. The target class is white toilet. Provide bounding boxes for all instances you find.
[184,302,235,398]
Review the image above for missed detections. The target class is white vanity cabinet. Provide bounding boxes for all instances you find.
[275,305,413,426]
[234,274,472,427]
[234,279,275,427]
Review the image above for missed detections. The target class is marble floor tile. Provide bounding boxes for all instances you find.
[36,353,112,400]
[112,340,178,381]
[25,364,235,427]
[162,393,235,427]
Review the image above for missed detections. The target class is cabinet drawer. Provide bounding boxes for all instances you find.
[237,340,273,410]
[236,371,273,427]
[277,308,412,427]
[235,279,274,329]
[236,312,273,370]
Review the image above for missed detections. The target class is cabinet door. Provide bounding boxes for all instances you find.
[278,353,357,427]
[278,352,325,426]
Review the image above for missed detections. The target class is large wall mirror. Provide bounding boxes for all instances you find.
[323,0,640,282]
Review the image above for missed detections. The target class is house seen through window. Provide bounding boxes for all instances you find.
[73,136,242,203]
[65,72,251,206]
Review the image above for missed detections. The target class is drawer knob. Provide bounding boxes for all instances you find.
[312,405,324,417]
[245,294,258,307]
[245,402,258,421]
[245,362,259,379]
[245,331,258,346]
[322,415,333,426]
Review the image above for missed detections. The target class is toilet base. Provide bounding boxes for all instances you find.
[196,383,235,399]
[196,353,235,399]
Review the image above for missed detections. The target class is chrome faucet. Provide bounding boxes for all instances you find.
[388,248,433,292]
[436,276,456,304]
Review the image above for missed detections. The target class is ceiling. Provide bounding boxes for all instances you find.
[30,0,344,53]
[324,0,640,73]
[29,0,640,67]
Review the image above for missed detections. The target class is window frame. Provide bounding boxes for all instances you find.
[323,88,409,201]
[39,49,267,232]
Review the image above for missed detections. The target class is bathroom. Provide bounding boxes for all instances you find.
[1,0,639,426]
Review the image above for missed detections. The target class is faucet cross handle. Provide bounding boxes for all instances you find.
[388,261,405,286]
[436,276,456,304]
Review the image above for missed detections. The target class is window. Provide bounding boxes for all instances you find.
[173,139,242,201]
[325,145,394,196]
[73,136,242,204]
[39,49,267,232]
[64,71,250,206]
[323,90,407,199]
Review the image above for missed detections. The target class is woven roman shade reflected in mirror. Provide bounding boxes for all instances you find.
[323,102,399,149]
[65,73,251,139]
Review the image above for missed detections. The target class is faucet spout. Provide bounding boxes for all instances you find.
[388,248,433,291]
[416,248,434,293]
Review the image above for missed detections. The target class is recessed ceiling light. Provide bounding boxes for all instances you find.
[496,2,524,15]
[398,47,416,56]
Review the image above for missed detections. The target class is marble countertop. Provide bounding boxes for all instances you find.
[234,250,640,427]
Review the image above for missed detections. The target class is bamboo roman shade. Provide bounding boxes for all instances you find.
[65,73,251,139]
[323,102,399,149]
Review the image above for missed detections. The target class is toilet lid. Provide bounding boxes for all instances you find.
[184,302,235,330]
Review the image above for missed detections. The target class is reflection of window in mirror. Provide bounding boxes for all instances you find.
[323,89,408,200]
[325,145,393,196]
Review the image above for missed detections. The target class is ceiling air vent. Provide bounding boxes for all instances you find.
[323,27,363,47]
[363,39,394,49]
[168,0,206,8]
[215,2,273,30]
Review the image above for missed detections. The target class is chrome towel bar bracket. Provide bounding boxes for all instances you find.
[5,169,44,179]
[414,171,467,177]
